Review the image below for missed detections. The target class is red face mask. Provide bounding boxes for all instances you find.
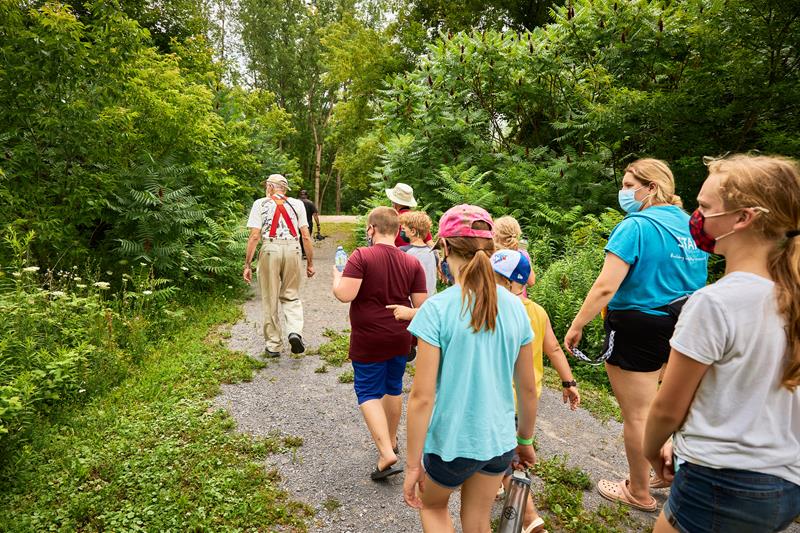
[689,209,719,253]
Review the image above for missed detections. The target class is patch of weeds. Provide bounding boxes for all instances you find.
[0,294,313,531]
[322,222,359,250]
[318,330,349,367]
[532,455,643,533]
[282,435,303,448]
[542,367,621,423]
[405,363,415,376]
[314,364,328,373]
[322,498,341,512]
[338,369,354,383]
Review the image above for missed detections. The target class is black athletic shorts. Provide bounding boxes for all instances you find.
[602,309,677,373]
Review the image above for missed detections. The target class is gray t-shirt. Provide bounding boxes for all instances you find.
[671,272,800,485]
[400,244,438,296]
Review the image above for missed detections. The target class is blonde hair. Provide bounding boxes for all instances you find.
[494,216,523,250]
[367,206,399,236]
[707,154,800,391]
[438,221,497,333]
[625,158,683,207]
[399,210,432,239]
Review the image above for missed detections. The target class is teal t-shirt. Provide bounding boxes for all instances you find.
[407,285,534,462]
[606,205,708,315]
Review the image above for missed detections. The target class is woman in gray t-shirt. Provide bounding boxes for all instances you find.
[643,155,800,533]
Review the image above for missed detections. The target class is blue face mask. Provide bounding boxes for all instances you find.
[618,186,646,214]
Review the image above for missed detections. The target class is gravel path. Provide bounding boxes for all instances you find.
[214,228,799,532]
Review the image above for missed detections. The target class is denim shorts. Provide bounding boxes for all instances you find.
[423,449,515,489]
[664,461,800,532]
[352,355,407,404]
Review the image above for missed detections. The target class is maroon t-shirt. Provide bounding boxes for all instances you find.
[343,244,427,362]
[394,207,433,247]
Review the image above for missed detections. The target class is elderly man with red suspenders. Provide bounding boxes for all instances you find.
[244,174,315,357]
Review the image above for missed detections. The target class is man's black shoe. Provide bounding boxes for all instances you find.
[264,349,281,358]
[288,333,305,354]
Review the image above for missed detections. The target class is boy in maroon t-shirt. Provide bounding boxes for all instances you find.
[332,206,428,481]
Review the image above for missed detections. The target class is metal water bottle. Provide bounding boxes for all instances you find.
[497,470,531,533]
[335,246,348,272]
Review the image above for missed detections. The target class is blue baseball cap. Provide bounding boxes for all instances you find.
[491,249,531,284]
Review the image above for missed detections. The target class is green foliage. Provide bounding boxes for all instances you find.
[317,329,350,367]
[338,368,355,383]
[532,455,642,532]
[0,2,293,281]
[0,293,312,531]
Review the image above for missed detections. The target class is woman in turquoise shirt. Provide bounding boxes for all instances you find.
[403,205,538,533]
[564,159,708,512]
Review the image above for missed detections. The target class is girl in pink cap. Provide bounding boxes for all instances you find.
[403,205,538,533]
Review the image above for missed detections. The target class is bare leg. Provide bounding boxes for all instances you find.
[460,472,505,533]
[419,474,456,533]
[605,362,660,504]
[653,511,678,533]
[382,394,402,450]
[358,399,398,470]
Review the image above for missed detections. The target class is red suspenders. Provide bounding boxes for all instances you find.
[267,194,298,238]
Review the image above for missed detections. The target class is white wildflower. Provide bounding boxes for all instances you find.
[142,290,153,295]
[72,265,78,269]
[50,291,66,298]
[181,266,189,271]
[22,266,40,272]
[93,281,110,290]
[12,272,21,278]
[139,262,147,267]
[106,271,113,275]
[227,285,233,289]
[74,277,82,282]
[76,284,87,289]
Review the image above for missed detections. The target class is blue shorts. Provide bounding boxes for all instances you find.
[423,450,515,489]
[664,461,800,533]
[352,355,407,404]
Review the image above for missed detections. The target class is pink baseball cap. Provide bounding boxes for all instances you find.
[435,204,494,244]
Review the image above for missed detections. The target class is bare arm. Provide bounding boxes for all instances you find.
[564,252,629,352]
[313,212,321,232]
[543,317,580,409]
[403,339,440,509]
[243,228,261,283]
[299,226,315,277]
[644,349,709,480]
[514,343,537,467]
[332,267,362,302]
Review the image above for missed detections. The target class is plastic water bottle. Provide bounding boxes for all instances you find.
[497,470,531,533]
[335,246,348,272]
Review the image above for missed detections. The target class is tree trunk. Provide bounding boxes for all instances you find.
[335,167,342,215]
[314,142,322,207]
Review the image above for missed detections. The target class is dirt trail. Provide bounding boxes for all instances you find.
[215,224,799,532]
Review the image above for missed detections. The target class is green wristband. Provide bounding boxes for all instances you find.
[516,435,534,446]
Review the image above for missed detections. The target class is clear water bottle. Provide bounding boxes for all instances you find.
[335,246,348,272]
[497,470,531,533]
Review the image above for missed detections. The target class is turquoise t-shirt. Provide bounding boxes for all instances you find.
[606,205,708,315]
[407,285,534,462]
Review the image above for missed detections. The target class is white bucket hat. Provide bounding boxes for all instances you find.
[385,183,417,208]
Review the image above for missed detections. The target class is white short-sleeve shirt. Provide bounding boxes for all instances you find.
[247,196,308,240]
[671,272,800,485]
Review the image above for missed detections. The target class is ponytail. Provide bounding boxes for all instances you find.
[460,249,498,332]
[441,225,497,333]
[770,236,800,391]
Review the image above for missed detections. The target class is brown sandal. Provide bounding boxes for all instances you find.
[597,479,657,512]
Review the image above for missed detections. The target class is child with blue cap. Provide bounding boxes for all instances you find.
[491,249,581,533]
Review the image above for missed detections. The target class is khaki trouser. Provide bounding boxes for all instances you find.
[257,238,304,352]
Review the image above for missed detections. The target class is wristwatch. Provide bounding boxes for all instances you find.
[561,380,577,388]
